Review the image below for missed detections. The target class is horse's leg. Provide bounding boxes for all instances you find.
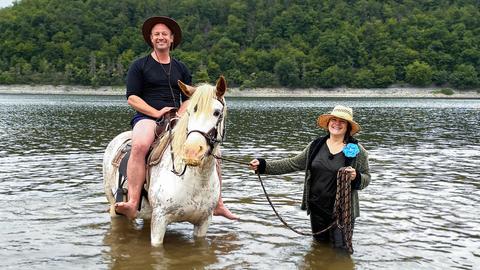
[151,210,168,246]
[193,215,212,238]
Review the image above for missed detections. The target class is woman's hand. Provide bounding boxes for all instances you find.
[249,159,259,171]
[345,166,356,181]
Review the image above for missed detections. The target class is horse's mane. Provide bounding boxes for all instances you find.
[160,83,226,163]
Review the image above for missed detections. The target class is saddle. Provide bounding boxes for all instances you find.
[111,111,178,210]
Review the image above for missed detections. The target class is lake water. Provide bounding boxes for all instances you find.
[0,93,479,270]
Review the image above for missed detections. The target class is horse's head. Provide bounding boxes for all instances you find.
[173,76,227,167]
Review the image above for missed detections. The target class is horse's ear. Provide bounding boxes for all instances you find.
[216,75,227,98]
[178,80,196,97]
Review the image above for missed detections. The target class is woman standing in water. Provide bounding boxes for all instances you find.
[249,105,370,252]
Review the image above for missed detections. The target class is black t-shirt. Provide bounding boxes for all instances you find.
[126,54,192,110]
[309,143,345,217]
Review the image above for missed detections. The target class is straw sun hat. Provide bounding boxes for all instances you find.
[142,16,182,49]
[317,105,361,135]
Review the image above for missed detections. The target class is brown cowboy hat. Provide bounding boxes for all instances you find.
[317,105,361,135]
[142,16,182,49]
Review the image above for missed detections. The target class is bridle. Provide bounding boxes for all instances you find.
[186,97,226,155]
[170,97,226,176]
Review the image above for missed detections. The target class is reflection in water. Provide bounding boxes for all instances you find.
[0,94,479,269]
[299,242,354,270]
[103,218,243,269]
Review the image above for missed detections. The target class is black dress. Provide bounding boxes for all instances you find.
[308,143,352,247]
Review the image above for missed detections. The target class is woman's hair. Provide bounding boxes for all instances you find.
[344,123,352,142]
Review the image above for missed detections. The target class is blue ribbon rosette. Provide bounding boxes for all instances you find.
[343,143,360,158]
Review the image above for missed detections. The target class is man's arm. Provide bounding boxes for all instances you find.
[127,95,174,119]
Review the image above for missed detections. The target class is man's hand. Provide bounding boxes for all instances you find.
[157,106,175,118]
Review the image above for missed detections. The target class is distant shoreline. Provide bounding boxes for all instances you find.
[0,84,479,99]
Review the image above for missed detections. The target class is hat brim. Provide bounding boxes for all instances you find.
[142,16,182,49]
[317,114,361,135]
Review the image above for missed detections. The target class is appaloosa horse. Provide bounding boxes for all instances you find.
[103,76,227,246]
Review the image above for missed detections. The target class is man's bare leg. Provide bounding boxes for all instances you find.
[214,197,239,220]
[115,119,156,220]
[213,158,239,220]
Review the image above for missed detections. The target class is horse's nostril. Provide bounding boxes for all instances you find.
[199,145,203,152]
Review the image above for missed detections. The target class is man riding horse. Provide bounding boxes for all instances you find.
[114,16,238,221]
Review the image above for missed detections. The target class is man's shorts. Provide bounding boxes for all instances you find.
[130,113,156,128]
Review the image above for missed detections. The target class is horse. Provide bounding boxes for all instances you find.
[103,76,227,246]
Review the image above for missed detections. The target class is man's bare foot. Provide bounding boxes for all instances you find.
[214,204,239,220]
[114,202,138,220]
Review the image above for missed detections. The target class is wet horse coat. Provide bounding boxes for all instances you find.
[103,77,227,246]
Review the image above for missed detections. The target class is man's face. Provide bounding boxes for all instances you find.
[150,23,174,51]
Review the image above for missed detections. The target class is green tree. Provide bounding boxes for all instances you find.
[194,65,210,83]
[432,70,449,86]
[372,64,396,88]
[352,68,375,88]
[405,61,433,86]
[318,65,349,88]
[252,71,278,88]
[450,64,479,89]
[0,0,480,89]
[274,58,300,87]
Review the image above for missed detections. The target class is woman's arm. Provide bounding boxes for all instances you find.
[250,143,311,175]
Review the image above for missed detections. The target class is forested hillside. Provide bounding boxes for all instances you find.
[0,0,479,89]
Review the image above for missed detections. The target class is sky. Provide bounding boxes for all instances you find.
[0,0,14,8]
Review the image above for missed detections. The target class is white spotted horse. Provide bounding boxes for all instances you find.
[103,76,228,246]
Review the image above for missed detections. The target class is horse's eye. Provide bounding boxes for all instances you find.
[193,105,198,112]
[213,110,221,117]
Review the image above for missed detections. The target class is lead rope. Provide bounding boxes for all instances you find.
[333,168,353,253]
[214,155,353,253]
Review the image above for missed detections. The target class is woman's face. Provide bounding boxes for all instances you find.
[328,117,348,136]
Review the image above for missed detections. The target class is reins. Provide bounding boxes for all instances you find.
[168,119,188,176]
[213,155,353,253]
